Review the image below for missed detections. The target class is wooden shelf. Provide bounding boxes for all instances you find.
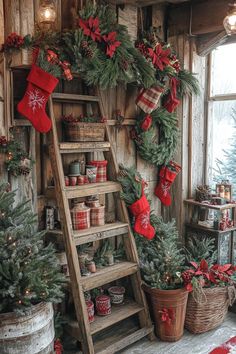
[46,222,129,246]
[73,222,129,245]
[186,223,236,234]
[80,261,138,291]
[67,299,144,338]
[59,141,110,153]
[46,181,121,199]
[51,93,99,102]
[184,199,236,210]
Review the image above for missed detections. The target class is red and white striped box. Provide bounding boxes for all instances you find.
[71,202,90,230]
[90,160,108,183]
[135,86,163,114]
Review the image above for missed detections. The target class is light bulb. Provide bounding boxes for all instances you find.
[37,0,56,26]
[223,3,236,35]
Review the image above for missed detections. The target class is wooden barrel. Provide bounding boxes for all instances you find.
[0,302,54,354]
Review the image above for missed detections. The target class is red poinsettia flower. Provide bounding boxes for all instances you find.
[78,16,102,42]
[103,31,121,58]
[141,114,152,131]
[148,44,171,71]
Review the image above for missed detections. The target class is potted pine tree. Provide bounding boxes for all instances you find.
[118,166,187,342]
[0,183,65,354]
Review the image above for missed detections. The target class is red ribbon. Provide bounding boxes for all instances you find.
[54,339,63,354]
[159,308,175,325]
[47,50,73,81]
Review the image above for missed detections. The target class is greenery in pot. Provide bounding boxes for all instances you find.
[0,183,65,313]
[118,165,185,290]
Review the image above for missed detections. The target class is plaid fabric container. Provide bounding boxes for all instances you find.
[71,202,90,230]
[90,204,105,226]
[135,86,163,114]
[90,160,108,182]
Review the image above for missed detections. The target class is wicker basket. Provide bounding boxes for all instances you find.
[185,286,236,334]
[64,122,105,142]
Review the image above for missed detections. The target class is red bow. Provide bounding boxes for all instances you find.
[103,31,121,58]
[78,16,102,42]
[159,308,175,325]
[47,50,73,81]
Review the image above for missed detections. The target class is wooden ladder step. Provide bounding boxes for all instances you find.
[73,222,129,245]
[46,182,121,199]
[95,326,153,354]
[46,222,129,247]
[64,182,121,199]
[67,299,144,338]
[52,93,99,102]
[80,261,138,291]
[59,141,111,153]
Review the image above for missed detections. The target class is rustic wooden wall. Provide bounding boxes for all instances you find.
[0,0,211,235]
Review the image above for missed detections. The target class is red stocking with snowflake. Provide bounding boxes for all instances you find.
[129,190,155,240]
[17,64,58,133]
[155,161,181,206]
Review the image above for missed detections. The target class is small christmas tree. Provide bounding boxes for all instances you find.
[0,183,65,313]
[118,165,185,289]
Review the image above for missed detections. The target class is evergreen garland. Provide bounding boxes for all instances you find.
[0,183,65,313]
[131,108,179,167]
[118,165,185,289]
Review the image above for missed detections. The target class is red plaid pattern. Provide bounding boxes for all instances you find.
[71,208,90,230]
[90,160,108,182]
[91,205,105,226]
[136,86,163,114]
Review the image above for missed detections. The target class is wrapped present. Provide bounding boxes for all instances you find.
[135,86,163,114]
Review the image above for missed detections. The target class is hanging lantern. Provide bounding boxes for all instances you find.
[223,2,236,35]
[37,0,56,26]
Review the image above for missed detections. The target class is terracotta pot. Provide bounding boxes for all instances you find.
[143,284,188,342]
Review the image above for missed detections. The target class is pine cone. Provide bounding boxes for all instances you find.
[80,40,88,49]
[84,47,93,58]
[181,270,193,284]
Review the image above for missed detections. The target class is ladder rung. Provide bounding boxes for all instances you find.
[64,181,121,199]
[66,299,144,337]
[73,222,129,245]
[59,141,110,153]
[95,326,154,354]
[52,93,99,102]
[81,261,138,291]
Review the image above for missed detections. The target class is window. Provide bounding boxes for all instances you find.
[207,43,236,192]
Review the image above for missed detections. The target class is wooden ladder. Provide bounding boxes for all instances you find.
[47,90,154,354]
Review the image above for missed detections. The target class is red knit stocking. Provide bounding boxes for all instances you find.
[155,162,181,206]
[129,193,155,240]
[17,64,58,133]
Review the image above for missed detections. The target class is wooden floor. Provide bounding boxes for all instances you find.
[119,312,236,354]
[63,312,236,354]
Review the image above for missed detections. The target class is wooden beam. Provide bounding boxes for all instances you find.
[196,31,228,56]
[169,0,230,36]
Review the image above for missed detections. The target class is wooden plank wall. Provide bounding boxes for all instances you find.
[1,0,209,234]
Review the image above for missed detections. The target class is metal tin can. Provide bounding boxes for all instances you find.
[95,295,111,316]
[86,300,95,323]
[45,206,55,230]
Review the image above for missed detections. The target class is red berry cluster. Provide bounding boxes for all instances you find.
[0,136,8,147]
[1,32,24,52]
[181,270,194,285]
[135,41,149,59]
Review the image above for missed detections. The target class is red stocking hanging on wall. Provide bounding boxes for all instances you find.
[155,161,181,206]
[17,64,58,133]
[129,186,155,240]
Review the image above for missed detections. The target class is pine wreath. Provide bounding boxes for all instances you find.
[131,108,179,167]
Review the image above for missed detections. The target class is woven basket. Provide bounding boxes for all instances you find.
[185,286,236,334]
[64,122,105,142]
